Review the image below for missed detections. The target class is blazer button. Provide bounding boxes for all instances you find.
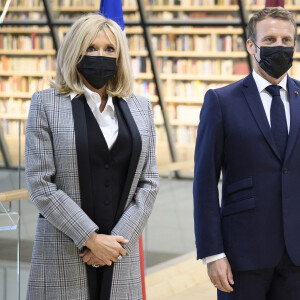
[104,164,110,169]
[104,182,110,187]
[283,167,288,174]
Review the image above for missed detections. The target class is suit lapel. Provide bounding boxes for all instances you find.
[71,95,94,220]
[284,76,300,162]
[242,73,282,162]
[114,97,142,224]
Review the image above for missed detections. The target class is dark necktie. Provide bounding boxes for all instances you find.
[265,85,288,159]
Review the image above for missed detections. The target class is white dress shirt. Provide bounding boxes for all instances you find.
[202,70,290,264]
[71,85,118,149]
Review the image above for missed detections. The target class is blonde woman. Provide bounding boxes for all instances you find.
[25,14,159,300]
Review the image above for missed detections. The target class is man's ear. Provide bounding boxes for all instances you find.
[246,39,255,56]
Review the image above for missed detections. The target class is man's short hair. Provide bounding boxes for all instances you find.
[247,7,297,42]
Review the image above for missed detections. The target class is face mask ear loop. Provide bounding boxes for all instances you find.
[252,40,261,64]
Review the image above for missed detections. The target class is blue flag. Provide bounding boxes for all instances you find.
[99,0,125,31]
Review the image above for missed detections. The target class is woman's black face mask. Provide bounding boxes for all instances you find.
[77,55,118,89]
[252,40,294,79]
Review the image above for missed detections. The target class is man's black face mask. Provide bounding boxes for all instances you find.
[77,55,118,90]
[253,40,294,79]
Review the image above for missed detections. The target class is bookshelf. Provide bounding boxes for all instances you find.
[1,0,299,168]
[0,20,54,166]
[0,0,247,167]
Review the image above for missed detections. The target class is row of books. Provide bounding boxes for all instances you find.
[127,35,146,51]
[145,0,237,5]
[0,77,50,94]
[0,30,245,54]
[4,12,45,21]
[0,34,53,51]
[1,57,56,72]
[155,125,198,144]
[0,99,31,115]
[131,57,151,73]
[2,0,280,8]
[153,103,200,123]
[0,77,224,101]
[147,11,239,20]
[157,58,249,75]
[0,0,41,6]
[151,34,245,52]
[133,80,156,98]
[52,0,98,7]
[131,56,249,75]
[163,80,225,97]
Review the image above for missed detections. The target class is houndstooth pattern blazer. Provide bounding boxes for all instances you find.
[25,88,159,300]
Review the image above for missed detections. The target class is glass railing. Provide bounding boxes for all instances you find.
[0,118,37,300]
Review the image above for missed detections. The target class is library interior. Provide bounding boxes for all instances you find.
[0,0,298,299]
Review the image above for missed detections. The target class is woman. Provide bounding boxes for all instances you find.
[25,14,159,300]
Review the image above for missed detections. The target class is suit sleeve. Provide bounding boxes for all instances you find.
[193,89,225,259]
[111,99,159,255]
[25,92,98,249]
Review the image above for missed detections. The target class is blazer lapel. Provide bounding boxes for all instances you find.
[71,95,94,220]
[284,76,300,162]
[242,73,282,162]
[114,97,142,224]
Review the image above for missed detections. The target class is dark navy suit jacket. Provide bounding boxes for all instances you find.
[193,73,300,271]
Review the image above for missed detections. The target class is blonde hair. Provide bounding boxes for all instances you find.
[50,14,134,98]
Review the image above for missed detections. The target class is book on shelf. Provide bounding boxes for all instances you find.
[0,77,50,93]
[4,12,45,21]
[1,120,26,136]
[122,0,137,6]
[0,98,30,115]
[133,80,156,99]
[0,0,42,6]
[144,0,237,6]
[0,56,55,72]
[131,57,151,73]
[0,33,53,50]
[53,0,98,7]
[127,35,146,51]
[151,33,245,52]
[155,124,198,144]
[157,57,249,76]
[176,126,197,144]
[177,105,200,124]
[152,103,200,124]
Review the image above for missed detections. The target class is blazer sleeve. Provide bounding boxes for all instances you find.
[25,92,98,249]
[193,89,225,259]
[111,99,159,255]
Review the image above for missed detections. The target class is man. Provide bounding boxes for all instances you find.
[193,7,300,300]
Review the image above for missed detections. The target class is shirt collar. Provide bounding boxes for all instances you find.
[70,85,114,113]
[252,69,288,93]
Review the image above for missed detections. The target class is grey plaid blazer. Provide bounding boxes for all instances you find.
[25,88,159,300]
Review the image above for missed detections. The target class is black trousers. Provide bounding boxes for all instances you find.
[218,250,300,300]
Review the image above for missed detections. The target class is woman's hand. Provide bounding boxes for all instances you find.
[84,233,129,266]
[79,248,106,266]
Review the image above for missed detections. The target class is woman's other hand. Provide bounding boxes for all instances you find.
[84,233,128,266]
[79,248,106,266]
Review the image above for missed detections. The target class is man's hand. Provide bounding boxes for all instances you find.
[85,233,128,266]
[207,257,234,293]
[79,248,106,266]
